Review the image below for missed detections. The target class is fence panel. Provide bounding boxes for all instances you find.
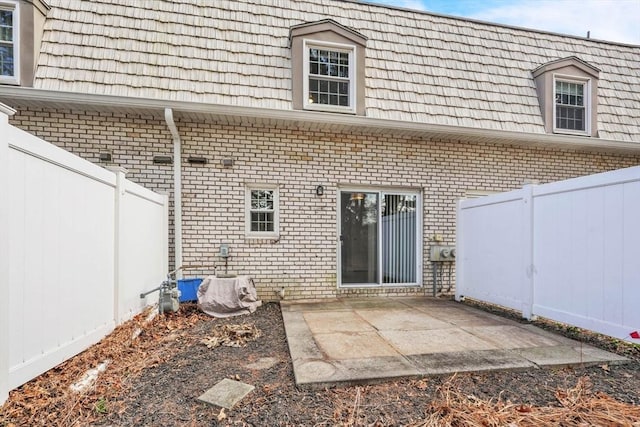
[0,109,11,404]
[456,189,531,314]
[7,124,117,390]
[2,112,168,403]
[532,167,640,341]
[117,177,169,323]
[457,165,640,342]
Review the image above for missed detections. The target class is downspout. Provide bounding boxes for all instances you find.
[164,108,183,279]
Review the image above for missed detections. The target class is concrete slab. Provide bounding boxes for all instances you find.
[282,300,349,312]
[294,360,338,384]
[280,297,628,389]
[407,349,536,375]
[342,298,409,310]
[197,379,254,410]
[513,345,627,368]
[462,325,563,349]
[281,311,324,361]
[355,308,451,331]
[518,324,587,346]
[280,311,313,337]
[397,297,459,309]
[426,309,506,327]
[330,356,420,384]
[577,346,629,365]
[303,311,375,334]
[314,331,401,359]
[378,328,499,355]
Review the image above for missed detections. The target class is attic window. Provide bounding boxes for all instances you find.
[304,42,354,112]
[555,79,587,132]
[532,57,599,137]
[0,1,18,84]
[289,19,367,116]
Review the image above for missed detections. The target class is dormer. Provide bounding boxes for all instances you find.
[0,0,49,86]
[532,57,600,137]
[289,19,367,115]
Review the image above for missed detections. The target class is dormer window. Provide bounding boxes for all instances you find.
[0,1,18,84]
[532,57,599,137]
[554,78,588,133]
[290,19,367,116]
[304,41,354,112]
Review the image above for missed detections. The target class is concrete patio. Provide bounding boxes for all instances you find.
[281,297,628,389]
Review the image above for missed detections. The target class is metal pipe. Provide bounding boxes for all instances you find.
[164,108,183,279]
[432,262,437,297]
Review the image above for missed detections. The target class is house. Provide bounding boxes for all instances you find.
[1,0,639,301]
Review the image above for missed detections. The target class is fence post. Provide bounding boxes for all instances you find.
[0,104,16,405]
[521,184,535,320]
[454,198,465,301]
[108,167,128,325]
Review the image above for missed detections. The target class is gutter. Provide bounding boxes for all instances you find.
[0,102,16,116]
[1,87,639,155]
[164,108,183,279]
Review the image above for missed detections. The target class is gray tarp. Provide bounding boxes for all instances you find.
[197,275,262,318]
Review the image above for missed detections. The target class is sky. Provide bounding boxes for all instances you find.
[371,0,640,45]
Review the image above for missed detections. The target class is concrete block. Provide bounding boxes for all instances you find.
[197,379,255,410]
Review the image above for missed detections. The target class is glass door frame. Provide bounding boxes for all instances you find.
[337,186,423,288]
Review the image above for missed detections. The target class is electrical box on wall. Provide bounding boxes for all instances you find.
[430,245,456,261]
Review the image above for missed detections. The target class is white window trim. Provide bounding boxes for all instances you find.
[245,184,280,239]
[552,74,590,136]
[302,39,356,114]
[336,186,423,288]
[0,0,19,85]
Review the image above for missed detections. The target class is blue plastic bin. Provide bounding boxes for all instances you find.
[177,278,203,302]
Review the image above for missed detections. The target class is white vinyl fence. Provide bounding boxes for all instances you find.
[456,165,640,343]
[0,107,168,404]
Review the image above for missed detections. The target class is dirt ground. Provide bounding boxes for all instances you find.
[1,301,639,426]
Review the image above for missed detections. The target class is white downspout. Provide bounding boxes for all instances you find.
[164,108,183,279]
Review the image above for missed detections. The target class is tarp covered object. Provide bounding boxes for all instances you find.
[197,275,262,318]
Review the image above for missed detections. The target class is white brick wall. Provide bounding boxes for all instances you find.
[11,108,640,301]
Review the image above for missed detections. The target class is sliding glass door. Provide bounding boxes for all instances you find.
[339,189,421,287]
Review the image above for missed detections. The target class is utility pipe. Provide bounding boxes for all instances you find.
[164,108,183,279]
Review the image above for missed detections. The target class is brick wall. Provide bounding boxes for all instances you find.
[11,107,640,301]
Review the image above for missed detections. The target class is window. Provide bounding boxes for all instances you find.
[245,186,279,238]
[0,1,17,83]
[289,19,367,115]
[531,57,599,137]
[304,41,354,112]
[555,80,586,132]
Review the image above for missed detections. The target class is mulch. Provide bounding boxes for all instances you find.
[1,301,639,426]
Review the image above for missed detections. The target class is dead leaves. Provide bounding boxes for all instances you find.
[200,323,261,349]
[0,305,209,427]
[217,408,227,421]
[164,312,207,331]
[412,376,640,427]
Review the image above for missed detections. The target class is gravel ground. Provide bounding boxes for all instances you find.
[2,301,639,426]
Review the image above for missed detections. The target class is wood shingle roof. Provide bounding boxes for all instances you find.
[33,0,640,141]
